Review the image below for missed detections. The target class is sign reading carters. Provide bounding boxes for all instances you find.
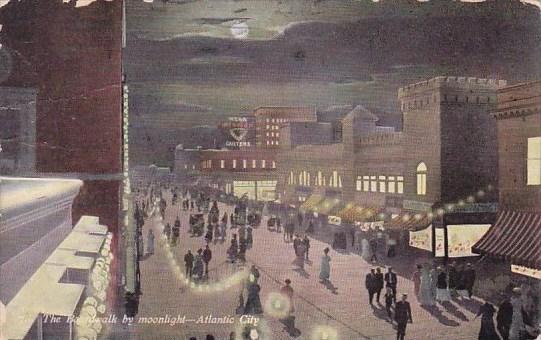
[220,117,255,148]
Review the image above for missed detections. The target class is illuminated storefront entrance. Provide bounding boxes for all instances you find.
[233,180,277,201]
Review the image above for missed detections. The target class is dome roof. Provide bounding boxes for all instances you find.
[344,105,379,121]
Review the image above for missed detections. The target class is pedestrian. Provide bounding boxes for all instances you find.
[220,220,227,241]
[184,250,194,278]
[238,238,247,263]
[193,248,205,280]
[366,268,377,305]
[205,225,213,244]
[146,229,155,255]
[297,212,303,227]
[370,238,378,262]
[306,219,314,233]
[475,301,501,340]
[230,212,235,227]
[244,283,263,315]
[497,293,513,340]
[509,287,525,340]
[213,224,220,244]
[302,235,310,260]
[395,294,413,340]
[164,223,171,241]
[385,267,398,303]
[375,267,384,304]
[385,287,394,319]
[463,263,476,298]
[429,263,438,302]
[203,245,212,275]
[293,234,301,255]
[276,216,281,233]
[137,232,144,259]
[280,279,295,316]
[436,266,451,303]
[246,226,253,247]
[419,264,435,306]
[448,262,458,297]
[294,240,306,270]
[456,263,468,298]
[411,264,422,298]
[319,247,331,282]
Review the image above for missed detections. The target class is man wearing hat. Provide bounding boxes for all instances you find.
[395,293,413,340]
[463,263,476,298]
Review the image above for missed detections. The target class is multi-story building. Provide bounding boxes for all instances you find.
[278,77,507,256]
[254,106,317,148]
[473,80,541,275]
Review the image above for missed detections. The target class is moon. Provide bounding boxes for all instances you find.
[231,21,249,39]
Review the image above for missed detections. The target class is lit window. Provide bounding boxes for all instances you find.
[370,176,377,192]
[338,175,342,188]
[261,160,266,168]
[356,176,363,191]
[271,141,274,145]
[266,118,270,123]
[332,171,339,188]
[232,159,237,168]
[276,141,279,145]
[276,132,280,137]
[208,160,212,168]
[243,159,247,168]
[266,132,269,137]
[266,125,270,130]
[397,176,404,194]
[252,159,257,168]
[272,118,275,123]
[220,160,225,169]
[363,176,370,192]
[192,165,195,170]
[417,162,427,195]
[266,141,270,145]
[388,176,396,193]
[527,137,541,185]
[184,164,188,169]
[272,161,276,169]
[379,175,386,193]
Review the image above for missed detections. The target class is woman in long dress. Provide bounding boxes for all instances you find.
[476,302,501,340]
[192,249,205,279]
[419,265,435,306]
[244,283,263,315]
[294,242,306,269]
[146,229,155,255]
[319,248,331,282]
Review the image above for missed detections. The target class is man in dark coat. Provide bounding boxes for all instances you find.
[395,294,413,340]
[184,250,194,278]
[385,267,398,303]
[203,245,212,275]
[496,294,513,340]
[463,263,476,298]
[375,267,385,304]
[365,269,377,305]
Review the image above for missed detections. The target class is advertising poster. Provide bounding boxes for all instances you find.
[1,0,541,339]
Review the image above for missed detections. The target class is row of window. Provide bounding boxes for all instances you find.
[288,170,343,188]
[182,164,197,170]
[356,175,404,194]
[266,125,280,131]
[266,118,287,123]
[266,132,280,137]
[202,159,277,170]
[266,140,280,145]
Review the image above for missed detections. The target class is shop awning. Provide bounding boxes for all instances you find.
[300,194,324,211]
[337,205,377,224]
[472,211,541,269]
[385,212,432,231]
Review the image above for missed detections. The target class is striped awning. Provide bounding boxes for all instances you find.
[314,197,341,215]
[300,194,324,211]
[385,212,432,231]
[472,211,541,269]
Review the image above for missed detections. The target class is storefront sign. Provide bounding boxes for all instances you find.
[511,264,541,280]
[447,224,491,258]
[372,221,384,231]
[451,203,498,213]
[328,215,341,226]
[221,117,254,148]
[403,200,432,213]
[409,224,433,252]
[435,228,445,257]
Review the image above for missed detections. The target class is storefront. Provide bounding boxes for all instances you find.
[232,180,277,201]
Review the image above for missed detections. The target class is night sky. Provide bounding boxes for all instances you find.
[128,0,540,164]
